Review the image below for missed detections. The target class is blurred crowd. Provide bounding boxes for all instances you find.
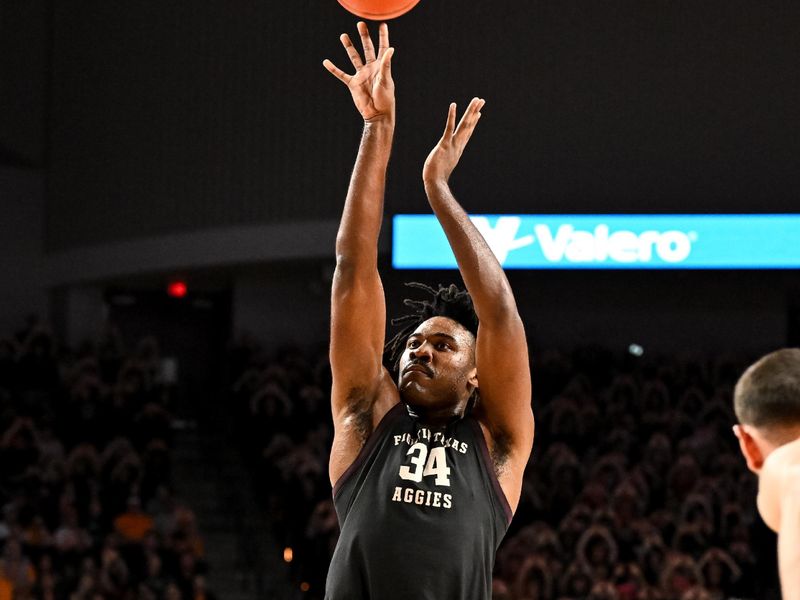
[490,348,772,600]
[0,317,211,600]
[228,338,777,600]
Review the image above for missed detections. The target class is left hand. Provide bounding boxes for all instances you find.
[423,98,486,185]
[323,22,395,123]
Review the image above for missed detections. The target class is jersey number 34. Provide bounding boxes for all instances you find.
[398,443,451,486]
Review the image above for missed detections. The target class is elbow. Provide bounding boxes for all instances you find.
[334,253,375,273]
[479,301,523,330]
[334,253,356,273]
[334,233,376,270]
[332,256,358,289]
[475,282,520,325]
[332,253,378,291]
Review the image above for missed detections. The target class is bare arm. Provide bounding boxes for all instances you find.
[778,477,800,600]
[422,100,534,494]
[330,119,392,412]
[761,461,800,600]
[324,23,399,485]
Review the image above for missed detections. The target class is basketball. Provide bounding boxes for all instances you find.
[337,0,421,20]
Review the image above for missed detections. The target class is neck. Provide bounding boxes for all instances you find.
[405,401,467,427]
[761,426,800,454]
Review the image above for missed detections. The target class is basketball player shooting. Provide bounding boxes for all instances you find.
[733,349,800,600]
[322,22,534,598]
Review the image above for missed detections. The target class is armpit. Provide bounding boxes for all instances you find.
[340,388,374,447]
[490,428,512,478]
[476,417,513,478]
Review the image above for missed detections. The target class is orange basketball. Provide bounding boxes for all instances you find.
[337,0,421,20]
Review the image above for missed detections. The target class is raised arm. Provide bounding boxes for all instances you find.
[323,23,399,485]
[422,99,534,499]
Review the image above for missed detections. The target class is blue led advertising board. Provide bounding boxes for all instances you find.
[392,214,800,269]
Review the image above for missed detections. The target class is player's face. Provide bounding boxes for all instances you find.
[397,316,478,414]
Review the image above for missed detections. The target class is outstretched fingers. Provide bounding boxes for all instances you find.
[378,47,395,80]
[357,21,377,63]
[454,97,485,143]
[339,33,364,70]
[443,102,457,138]
[377,23,390,59]
[322,59,352,85]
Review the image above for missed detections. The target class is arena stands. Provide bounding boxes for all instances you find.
[1,313,777,600]
[0,318,213,600]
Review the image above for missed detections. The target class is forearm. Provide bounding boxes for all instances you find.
[424,179,518,321]
[335,119,395,267]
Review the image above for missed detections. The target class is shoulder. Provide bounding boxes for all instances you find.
[333,369,400,433]
[329,369,401,487]
[758,438,800,532]
[768,436,800,466]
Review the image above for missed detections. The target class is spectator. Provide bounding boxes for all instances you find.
[113,496,154,542]
[660,554,704,599]
[577,525,618,580]
[514,556,553,599]
[0,319,212,599]
[697,548,741,599]
[559,561,593,599]
[588,581,621,600]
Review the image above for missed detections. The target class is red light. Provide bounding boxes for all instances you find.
[167,281,188,298]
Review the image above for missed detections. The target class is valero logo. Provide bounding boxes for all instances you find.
[470,218,694,265]
[392,214,800,270]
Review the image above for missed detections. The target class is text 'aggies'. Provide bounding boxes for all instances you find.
[392,486,453,509]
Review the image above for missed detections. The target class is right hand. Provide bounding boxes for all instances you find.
[323,22,395,123]
[423,98,485,184]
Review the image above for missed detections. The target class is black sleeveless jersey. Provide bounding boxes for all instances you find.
[325,403,512,600]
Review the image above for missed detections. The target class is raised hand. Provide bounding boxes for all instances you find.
[323,22,395,123]
[423,98,486,184]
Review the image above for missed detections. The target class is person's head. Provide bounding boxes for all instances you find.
[164,582,182,600]
[732,348,800,474]
[126,495,142,512]
[514,556,552,600]
[560,563,592,597]
[146,552,162,578]
[587,581,620,600]
[492,577,512,600]
[577,525,617,572]
[387,283,479,421]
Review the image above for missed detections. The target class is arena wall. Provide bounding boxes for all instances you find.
[0,167,47,334]
[45,1,800,252]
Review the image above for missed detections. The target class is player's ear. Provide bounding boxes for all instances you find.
[467,367,478,390]
[733,424,765,474]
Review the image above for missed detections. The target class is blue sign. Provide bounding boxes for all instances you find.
[392,214,800,269]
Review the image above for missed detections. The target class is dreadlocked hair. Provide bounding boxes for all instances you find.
[385,282,479,372]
